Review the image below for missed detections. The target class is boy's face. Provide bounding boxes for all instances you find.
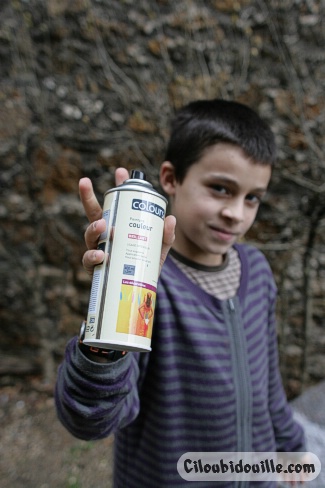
[160,143,272,266]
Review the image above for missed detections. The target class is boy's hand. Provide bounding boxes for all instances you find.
[79,168,176,276]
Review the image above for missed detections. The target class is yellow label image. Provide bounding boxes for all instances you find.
[116,280,156,339]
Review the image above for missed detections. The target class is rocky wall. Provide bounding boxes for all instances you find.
[0,0,324,398]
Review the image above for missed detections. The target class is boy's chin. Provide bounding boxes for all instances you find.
[207,241,236,255]
[192,244,233,266]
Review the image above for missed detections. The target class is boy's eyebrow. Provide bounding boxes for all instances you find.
[205,174,269,193]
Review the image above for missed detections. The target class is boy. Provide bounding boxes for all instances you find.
[55,99,305,487]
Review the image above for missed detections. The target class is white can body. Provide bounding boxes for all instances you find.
[83,177,167,352]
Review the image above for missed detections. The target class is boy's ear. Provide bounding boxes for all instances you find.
[160,161,177,196]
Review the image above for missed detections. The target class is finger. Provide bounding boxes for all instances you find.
[84,218,106,250]
[115,167,129,186]
[159,215,176,273]
[82,249,105,276]
[79,177,103,223]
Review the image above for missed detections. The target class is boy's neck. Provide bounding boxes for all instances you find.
[169,247,229,271]
[170,240,225,267]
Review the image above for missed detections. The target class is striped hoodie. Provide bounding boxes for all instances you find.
[55,243,305,487]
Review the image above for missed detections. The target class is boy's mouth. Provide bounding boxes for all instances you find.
[208,225,239,242]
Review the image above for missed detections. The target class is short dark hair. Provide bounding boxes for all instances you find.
[164,99,276,182]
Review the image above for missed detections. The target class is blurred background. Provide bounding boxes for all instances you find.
[0,0,324,486]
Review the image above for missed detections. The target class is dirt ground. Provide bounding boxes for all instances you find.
[0,381,114,488]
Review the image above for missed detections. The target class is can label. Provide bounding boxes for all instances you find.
[83,185,166,352]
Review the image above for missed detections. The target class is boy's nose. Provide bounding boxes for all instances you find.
[220,200,245,223]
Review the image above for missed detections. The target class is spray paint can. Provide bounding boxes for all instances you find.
[83,170,167,352]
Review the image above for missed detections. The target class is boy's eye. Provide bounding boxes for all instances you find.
[246,194,262,204]
[211,184,228,194]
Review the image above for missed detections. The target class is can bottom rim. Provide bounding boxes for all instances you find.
[82,339,151,353]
